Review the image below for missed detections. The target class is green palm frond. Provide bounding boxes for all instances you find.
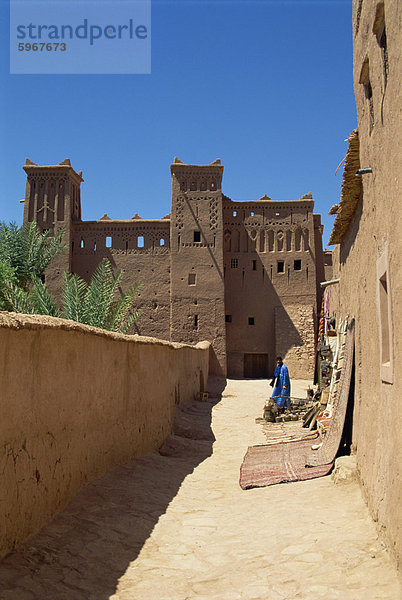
[0,222,65,288]
[30,277,61,317]
[106,281,143,332]
[120,310,143,334]
[21,223,66,283]
[0,261,18,310]
[62,271,87,323]
[82,259,123,328]
[1,279,33,314]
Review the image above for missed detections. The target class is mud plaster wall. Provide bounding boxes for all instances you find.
[326,0,401,569]
[274,304,315,380]
[0,313,209,559]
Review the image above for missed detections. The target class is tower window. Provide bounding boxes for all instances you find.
[194,315,198,330]
[225,315,232,323]
[190,181,197,191]
[188,273,196,285]
[231,258,239,269]
[193,231,201,243]
[294,259,302,271]
[248,317,255,325]
[277,261,284,273]
[80,238,85,249]
[137,236,144,248]
[252,260,257,271]
[106,236,112,248]
[250,211,255,216]
[233,210,237,217]
[160,238,165,246]
[210,180,216,190]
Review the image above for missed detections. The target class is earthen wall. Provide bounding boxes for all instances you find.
[0,313,209,559]
[327,0,402,568]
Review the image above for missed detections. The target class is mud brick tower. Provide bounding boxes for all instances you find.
[22,157,327,378]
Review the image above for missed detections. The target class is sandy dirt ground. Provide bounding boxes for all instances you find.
[0,378,400,600]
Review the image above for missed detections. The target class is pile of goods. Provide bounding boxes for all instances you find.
[262,393,315,423]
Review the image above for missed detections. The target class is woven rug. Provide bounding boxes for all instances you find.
[306,320,355,467]
[262,429,319,446]
[259,419,319,445]
[239,439,333,490]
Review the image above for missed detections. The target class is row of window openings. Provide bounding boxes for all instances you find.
[225,315,255,326]
[231,210,281,217]
[230,258,302,271]
[79,236,166,250]
[180,180,217,192]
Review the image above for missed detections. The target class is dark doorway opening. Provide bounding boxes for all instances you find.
[338,349,355,457]
[244,353,269,378]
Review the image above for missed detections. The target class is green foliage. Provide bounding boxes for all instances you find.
[0,261,18,310]
[0,222,141,333]
[62,259,142,333]
[0,221,65,288]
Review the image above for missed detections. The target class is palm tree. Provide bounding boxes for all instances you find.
[1,258,142,334]
[62,259,142,333]
[0,221,65,311]
[0,221,65,289]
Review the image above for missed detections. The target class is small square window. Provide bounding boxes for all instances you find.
[231,258,239,268]
[252,260,257,271]
[188,273,196,285]
[194,231,201,243]
[294,259,302,271]
[225,315,232,323]
[277,261,284,273]
[248,317,255,325]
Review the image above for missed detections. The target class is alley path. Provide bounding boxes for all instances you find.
[0,379,400,600]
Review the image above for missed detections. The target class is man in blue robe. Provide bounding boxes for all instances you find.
[270,356,291,411]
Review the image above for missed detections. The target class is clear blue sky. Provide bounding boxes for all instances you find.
[0,0,357,247]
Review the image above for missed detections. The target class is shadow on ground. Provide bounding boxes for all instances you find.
[0,377,226,600]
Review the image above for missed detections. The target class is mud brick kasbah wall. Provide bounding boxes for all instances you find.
[22,157,327,380]
[0,313,209,559]
[327,0,401,568]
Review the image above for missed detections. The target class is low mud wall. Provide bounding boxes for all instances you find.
[0,313,209,559]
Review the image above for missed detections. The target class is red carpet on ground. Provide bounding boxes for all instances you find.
[239,439,333,490]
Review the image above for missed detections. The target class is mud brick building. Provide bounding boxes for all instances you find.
[326,0,401,568]
[22,157,327,377]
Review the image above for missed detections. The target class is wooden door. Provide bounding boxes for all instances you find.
[244,353,269,378]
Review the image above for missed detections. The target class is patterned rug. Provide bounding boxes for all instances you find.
[258,418,319,445]
[306,320,355,467]
[261,429,319,446]
[239,439,333,490]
